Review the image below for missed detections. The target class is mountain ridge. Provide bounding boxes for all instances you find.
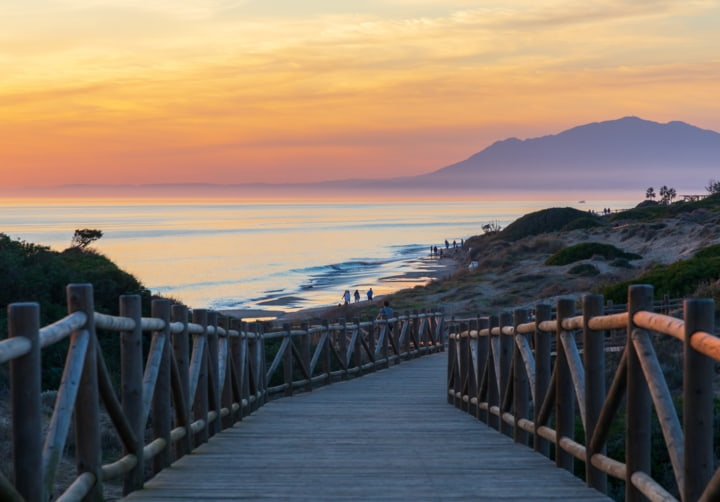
[7,117,720,197]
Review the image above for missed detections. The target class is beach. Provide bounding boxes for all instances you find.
[220,253,461,322]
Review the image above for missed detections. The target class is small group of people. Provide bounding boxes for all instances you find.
[342,287,374,305]
[339,288,393,323]
[431,238,464,257]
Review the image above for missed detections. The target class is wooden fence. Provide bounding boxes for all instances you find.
[1,283,445,502]
[447,284,719,502]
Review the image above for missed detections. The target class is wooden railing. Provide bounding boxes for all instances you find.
[1,283,445,502]
[447,284,719,502]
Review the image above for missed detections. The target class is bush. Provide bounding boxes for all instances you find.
[497,207,599,241]
[545,242,641,266]
[561,217,605,231]
[0,234,154,389]
[602,248,720,303]
[568,263,600,276]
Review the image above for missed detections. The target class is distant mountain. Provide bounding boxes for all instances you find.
[9,117,719,198]
[414,117,720,192]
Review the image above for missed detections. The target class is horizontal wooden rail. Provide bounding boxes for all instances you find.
[1,283,445,502]
[447,286,718,502]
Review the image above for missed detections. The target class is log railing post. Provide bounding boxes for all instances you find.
[171,304,192,459]
[534,304,552,458]
[352,317,362,373]
[67,283,103,502]
[192,309,209,446]
[283,323,293,397]
[9,302,43,502]
[476,317,489,424]
[555,298,575,473]
[120,295,144,494]
[626,285,653,502]
[322,320,332,384]
[219,316,234,429]
[499,311,513,438]
[683,297,714,501]
[487,315,500,431]
[458,321,469,412]
[301,322,312,391]
[468,317,479,418]
[151,299,172,472]
[229,318,244,422]
[258,322,268,406]
[513,309,529,445]
[582,294,607,493]
[207,311,220,436]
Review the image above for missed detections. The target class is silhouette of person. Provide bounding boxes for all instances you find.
[342,290,350,305]
[367,288,373,301]
[377,300,394,320]
[354,289,360,303]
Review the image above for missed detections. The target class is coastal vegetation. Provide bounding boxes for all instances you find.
[0,233,154,388]
[545,242,641,266]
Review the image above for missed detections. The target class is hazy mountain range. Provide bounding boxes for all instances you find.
[14,116,720,197]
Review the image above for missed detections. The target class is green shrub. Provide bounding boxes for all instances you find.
[546,242,641,266]
[602,250,720,303]
[568,263,600,276]
[0,234,154,389]
[561,217,605,231]
[498,207,599,241]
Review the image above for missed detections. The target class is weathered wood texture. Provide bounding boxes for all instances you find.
[120,353,610,501]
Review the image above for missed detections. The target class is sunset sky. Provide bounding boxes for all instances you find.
[2,0,719,189]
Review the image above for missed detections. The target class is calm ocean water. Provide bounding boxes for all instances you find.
[1,198,634,313]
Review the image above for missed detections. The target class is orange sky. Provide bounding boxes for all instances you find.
[2,1,720,189]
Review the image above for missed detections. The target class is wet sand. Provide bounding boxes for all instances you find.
[220,255,460,322]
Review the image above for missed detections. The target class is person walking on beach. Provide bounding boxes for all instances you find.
[342,290,350,305]
[353,289,360,303]
[377,300,394,320]
[367,288,373,301]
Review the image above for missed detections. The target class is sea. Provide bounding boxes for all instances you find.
[0,198,635,315]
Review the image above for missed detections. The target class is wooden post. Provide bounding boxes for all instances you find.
[353,317,362,373]
[283,323,293,397]
[459,321,469,412]
[219,316,234,429]
[446,323,456,405]
[258,322,268,406]
[207,311,220,436]
[626,285,652,502]
[151,299,172,472]
[582,294,607,493]
[67,283,103,502]
[301,322,312,391]
[120,295,144,494]
[468,318,479,418]
[339,319,348,378]
[513,309,529,445]
[683,298,714,501]
[192,309,209,446]
[534,304,552,457]
[367,317,376,367]
[9,302,43,502]
[487,315,500,431]
[171,304,192,458]
[476,317,489,423]
[499,311,513,438]
[555,298,575,472]
[229,318,244,422]
[322,320,332,384]
[245,322,257,413]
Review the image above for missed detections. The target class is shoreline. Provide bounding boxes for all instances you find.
[219,254,460,322]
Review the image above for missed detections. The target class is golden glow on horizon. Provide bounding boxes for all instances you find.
[2,0,720,189]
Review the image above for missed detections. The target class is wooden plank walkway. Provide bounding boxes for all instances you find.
[119,353,612,501]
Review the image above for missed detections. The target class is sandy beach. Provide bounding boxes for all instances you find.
[220,254,460,322]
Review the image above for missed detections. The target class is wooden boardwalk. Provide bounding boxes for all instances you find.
[119,353,611,501]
